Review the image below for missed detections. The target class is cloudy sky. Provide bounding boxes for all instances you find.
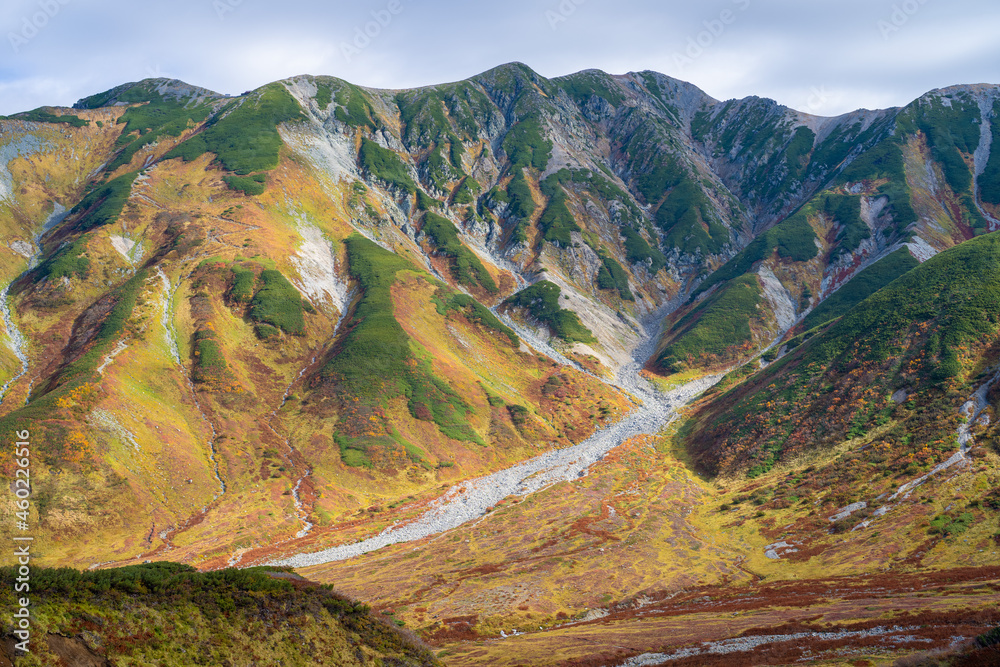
[1,0,998,116]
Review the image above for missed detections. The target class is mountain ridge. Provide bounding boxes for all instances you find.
[1,61,999,666]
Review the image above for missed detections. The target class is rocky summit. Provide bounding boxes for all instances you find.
[1,63,999,666]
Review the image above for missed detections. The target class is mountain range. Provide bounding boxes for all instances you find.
[1,62,999,665]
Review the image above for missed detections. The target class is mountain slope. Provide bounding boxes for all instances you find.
[651,84,1000,378]
[0,66,996,580]
[0,562,439,666]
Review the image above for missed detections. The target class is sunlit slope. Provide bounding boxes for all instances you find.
[0,562,440,666]
[651,85,1000,379]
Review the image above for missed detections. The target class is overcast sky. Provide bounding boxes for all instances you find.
[1,0,998,116]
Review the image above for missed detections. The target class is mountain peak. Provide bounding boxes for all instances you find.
[73,78,225,109]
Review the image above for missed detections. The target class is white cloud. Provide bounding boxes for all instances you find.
[0,0,997,116]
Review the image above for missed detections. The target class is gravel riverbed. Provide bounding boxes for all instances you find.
[270,317,720,569]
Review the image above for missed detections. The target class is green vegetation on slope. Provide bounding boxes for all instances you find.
[164,83,303,175]
[689,232,1000,476]
[596,255,634,301]
[656,274,763,373]
[358,137,417,193]
[838,137,917,232]
[107,94,212,171]
[502,114,552,171]
[69,170,139,231]
[416,189,442,211]
[192,328,229,383]
[319,236,482,465]
[504,281,595,344]
[537,174,580,245]
[452,176,481,205]
[782,126,816,182]
[556,70,625,107]
[621,226,666,273]
[334,82,375,129]
[249,269,307,335]
[397,90,453,146]
[695,210,817,297]
[506,169,536,219]
[424,144,464,192]
[0,562,438,666]
[35,235,91,281]
[802,247,919,331]
[805,235,1000,374]
[625,129,685,205]
[655,179,729,255]
[823,193,869,255]
[0,270,147,466]
[899,94,980,194]
[10,107,89,127]
[315,80,333,110]
[223,172,267,196]
[422,212,497,293]
[228,264,257,304]
[432,290,519,345]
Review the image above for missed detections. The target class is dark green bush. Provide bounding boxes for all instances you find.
[506,169,536,220]
[422,213,497,293]
[192,329,228,382]
[432,290,518,345]
[596,256,634,301]
[537,176,579,245]
[320,236,481,446]
[164,83,303,175]
[13,108,89,127]
[358,138,416,193]
[228,265,257,304]
[70,171,139,231]
[315,81,333,110]
[656,274,762,372]
[621,226,666,273]
[107,96,211,171]
[249,269,305,335]
[502,114,552,171]
[223,174,266,196]
[824,193,868,254]
[36,235,90,281]
[504,281,596,343]
[981,102,1000,205]
[655,179,729,255]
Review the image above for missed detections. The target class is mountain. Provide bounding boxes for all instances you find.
[0,64,999,666]
[0,562,439,666]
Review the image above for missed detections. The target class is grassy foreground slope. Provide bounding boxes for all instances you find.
[0,562,439,666]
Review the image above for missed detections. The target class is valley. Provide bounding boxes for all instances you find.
[1,66,999,665]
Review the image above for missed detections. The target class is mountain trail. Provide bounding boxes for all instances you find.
[96,338,130,375]
[886,368,1000,503]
